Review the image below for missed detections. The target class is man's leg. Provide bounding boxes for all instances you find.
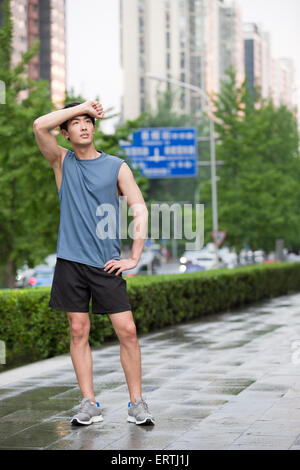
[67,312,96,403]
[108,310,142,403]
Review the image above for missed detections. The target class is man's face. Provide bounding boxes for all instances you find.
[62,114,95,144]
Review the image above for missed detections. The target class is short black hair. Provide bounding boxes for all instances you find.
[59,101,95,132]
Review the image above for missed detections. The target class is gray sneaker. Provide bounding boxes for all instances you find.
[71,397,103,426]
[127,397,155,425]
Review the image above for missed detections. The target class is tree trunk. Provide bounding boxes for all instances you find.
[6,258,15,289]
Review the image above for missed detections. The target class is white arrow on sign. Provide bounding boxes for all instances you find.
[147,147,167,162]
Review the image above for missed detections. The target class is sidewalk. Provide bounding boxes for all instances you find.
[1,292,300,450]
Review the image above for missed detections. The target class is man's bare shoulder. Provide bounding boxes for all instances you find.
[53,146,69,168]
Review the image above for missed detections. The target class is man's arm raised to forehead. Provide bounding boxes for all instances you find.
[33,101,103,167]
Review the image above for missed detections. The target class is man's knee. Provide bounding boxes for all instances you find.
[117,321,137,344]
[68,314,90,344]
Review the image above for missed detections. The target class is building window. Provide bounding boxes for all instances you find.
[180,91,185,108]
[166,31,170,49]
[166,53,171,69]
[165,10,170,28]
[190,55,201,87]
[180,52,185,68]
[139,55,145,71]
[189,0,195,13]
[138,0,145,14]
[139,36,145,54]
[140,76,145,93]
[180,30,185,49]
[191,95,202,114]
[139,15,144,34]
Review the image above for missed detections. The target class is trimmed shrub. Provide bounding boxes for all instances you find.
[0,262,299,370]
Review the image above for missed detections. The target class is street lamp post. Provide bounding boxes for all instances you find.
[145,73,219,258]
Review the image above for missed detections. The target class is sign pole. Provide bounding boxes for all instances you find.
[145,73,220,264]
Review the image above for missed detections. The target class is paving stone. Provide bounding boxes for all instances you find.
[1,292,300,449]
[229,432,294,449]
[165,432,242,450]
[243,419,300,438]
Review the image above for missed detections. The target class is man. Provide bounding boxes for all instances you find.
[33,100,155,426]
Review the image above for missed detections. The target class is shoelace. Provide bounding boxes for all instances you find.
[79,399,93,413]
[136,399,150,414]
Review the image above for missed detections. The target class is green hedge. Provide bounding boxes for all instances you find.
[0,262,300,370]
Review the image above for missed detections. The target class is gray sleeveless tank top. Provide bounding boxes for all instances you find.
[56,149,125,268]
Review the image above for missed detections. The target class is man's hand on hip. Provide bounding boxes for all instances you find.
[104,258,138,276]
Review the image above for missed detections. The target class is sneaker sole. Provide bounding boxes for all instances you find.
[71,415,103,426]
[127,415,155,425]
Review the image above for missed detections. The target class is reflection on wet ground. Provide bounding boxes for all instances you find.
[0,293,300,449]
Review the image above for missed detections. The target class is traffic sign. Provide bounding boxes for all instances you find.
[211,230,227,247]
[119,127,198,179]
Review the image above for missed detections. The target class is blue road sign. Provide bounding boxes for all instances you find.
[119,127,198,179]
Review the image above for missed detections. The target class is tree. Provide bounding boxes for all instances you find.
[0,1,147,288]
[200,66,300,253]
[0,0,58,288]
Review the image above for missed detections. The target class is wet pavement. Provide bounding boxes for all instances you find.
[1,292,300,450]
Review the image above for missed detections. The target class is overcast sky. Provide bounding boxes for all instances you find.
[65,0,122,133]
[66,0,299,132]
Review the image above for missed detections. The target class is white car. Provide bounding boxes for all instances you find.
[180,250,206,265]
[179,249,222,272]
[218,246,238,269]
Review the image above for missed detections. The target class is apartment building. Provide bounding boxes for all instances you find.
[120,0,297,120]
[120,0,221,121]
[271,57,296,110]
[0,0,66,105]
[244,21,296,112]
[219,0,244,88]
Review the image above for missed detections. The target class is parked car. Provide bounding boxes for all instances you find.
[253,250,265,263]
[15,253,57,288]
[179,247,224,271]
[179,250,201,265]
[218,246,238,269]
[27,265,54,287]
[179,261,205,273]
[286,252,300,263]
[15,266,35,288]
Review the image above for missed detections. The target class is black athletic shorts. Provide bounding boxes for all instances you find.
[48,257,132,314]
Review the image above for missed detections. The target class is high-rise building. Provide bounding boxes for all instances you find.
[219,0,244,88]
[0,0,66,105]
[260,31,272,101]
[271,57,296,111]
[120,0,221,121]
[243,22,265,100]
[120,1,297,121]
[243,22,296,111]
